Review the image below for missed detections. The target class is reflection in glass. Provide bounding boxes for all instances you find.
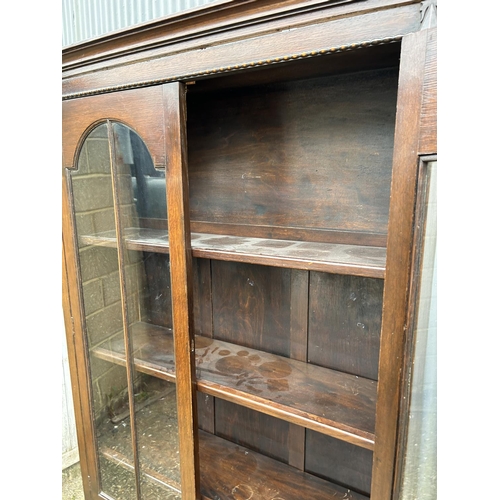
[71,122,181,499]
[400,161,437,500]
[112,122,181,499]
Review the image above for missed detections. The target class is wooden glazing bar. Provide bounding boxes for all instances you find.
[79,228,387,278]
[108,120,143,499]
[164,81,200,499]
[92,322,377,450]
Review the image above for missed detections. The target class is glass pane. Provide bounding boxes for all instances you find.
[111,122,181,499]
[71,123,137,500]
[71,122,182,499]
[400,160,437,500]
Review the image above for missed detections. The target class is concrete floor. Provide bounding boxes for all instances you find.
[62,462,85,500]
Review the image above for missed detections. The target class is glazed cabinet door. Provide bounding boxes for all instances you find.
[62,83,198,500]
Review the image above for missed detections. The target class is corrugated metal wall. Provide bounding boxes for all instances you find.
[62,0,219,47]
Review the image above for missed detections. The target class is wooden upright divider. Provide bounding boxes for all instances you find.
[371,28,430,500]
[164,81,200,499]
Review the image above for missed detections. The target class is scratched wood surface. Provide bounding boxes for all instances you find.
[214,398,291,464]
[79,227,387,277]
[199,430,369,500]
[306,429,374,496]
[188,67,399,237]
[308,272,384,381]
[92,322,377,448]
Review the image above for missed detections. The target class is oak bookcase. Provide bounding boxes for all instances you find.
[62,1,437,499]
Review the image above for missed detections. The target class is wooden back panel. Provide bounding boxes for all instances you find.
[187,66,399,242]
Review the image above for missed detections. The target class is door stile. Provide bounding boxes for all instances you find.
[62,168,101,498]
[107,120,143,499]
[164,81,201,499]
[370,29,430,500]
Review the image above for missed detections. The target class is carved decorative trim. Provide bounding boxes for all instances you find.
[62,35,403,101]
[420,0,437,29]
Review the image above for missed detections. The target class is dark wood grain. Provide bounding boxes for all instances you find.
[370,29,429,500]
[197,391,215,434]
[212,261,292,357]
[79,227,387,278]
[192,257,213,337]
[215,399,291,464]
[188,68,399,236]
[93,322,377,449]
[288,270,308,469]
[308,272,384,381]
[305,429,373,496]
[164,81,200,498]
[199,430,369,500]
[140,252,173,328]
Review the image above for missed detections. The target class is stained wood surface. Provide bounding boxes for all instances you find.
[199,431,369,500]
[188,68,398,236]
[93,322,377,449]
[95,390,370,500]
[308,272,383,381]
[215,399,291,464]
[211,261,293,357]
[306,429,373,496]
[79,227,386,278]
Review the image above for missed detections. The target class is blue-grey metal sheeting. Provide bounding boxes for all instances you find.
[62,0,219,47]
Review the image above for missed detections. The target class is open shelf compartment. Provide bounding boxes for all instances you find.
[98,384,369,500]
[93,321,377,449]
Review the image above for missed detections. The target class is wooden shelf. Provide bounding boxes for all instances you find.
[98,390,368,500]
[93,322,377,449]
[199,431,369,500]
[80,228,386,278]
